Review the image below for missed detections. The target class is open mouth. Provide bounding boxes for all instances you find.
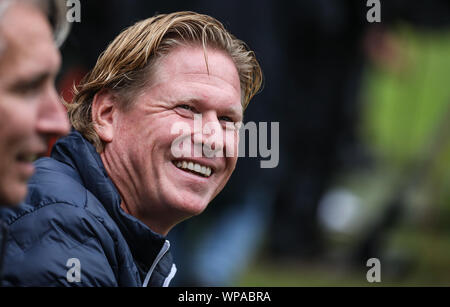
[173,160,213,178]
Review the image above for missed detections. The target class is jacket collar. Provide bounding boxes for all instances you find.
[51,130,166,271]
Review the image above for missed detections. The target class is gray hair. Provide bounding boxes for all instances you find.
[0,0,70,48]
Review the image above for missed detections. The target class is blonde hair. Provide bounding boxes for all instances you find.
[67,11,263,152]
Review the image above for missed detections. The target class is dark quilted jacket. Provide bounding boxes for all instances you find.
[0,130,176,286]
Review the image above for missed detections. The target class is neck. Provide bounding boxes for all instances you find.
[100,148,177,236]
[119,200,180,236]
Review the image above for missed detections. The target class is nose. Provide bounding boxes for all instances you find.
[36,86,70,138]
[193,112,224,157]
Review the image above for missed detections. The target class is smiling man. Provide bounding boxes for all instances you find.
[1,11,262,286]
[96,46,244,236]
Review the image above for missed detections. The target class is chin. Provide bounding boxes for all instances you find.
[170,194,210,217]
[0,184,27,206]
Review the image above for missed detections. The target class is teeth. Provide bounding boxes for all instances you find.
[174,160,212,177]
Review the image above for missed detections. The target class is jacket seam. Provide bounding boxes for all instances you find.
[4,201,86,227]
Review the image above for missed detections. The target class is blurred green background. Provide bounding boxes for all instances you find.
[239,26,450,286]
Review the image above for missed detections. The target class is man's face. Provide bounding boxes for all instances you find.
[107,46,242,227]
[0,3,70,206]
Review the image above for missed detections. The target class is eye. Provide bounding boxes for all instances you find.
[176,104,202,116]
[12,80,45,97]
[218,116,233,122]
[178,104,200,113]
[178,104,192,110]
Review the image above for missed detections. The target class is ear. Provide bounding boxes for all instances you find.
[92,89,116,144]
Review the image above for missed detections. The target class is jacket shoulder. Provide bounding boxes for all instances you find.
[0,158,140,286]
[26,157,88,209]
[19,157,112,222]
[2,203,119,286]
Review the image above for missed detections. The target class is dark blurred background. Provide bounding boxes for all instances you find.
[58,0,450,286]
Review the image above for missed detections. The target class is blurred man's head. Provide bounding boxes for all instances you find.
[0,0,70,206]
[68,12,262,235]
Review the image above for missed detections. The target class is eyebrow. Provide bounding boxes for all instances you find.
[179,97,243,117]
[10,71,52,92]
